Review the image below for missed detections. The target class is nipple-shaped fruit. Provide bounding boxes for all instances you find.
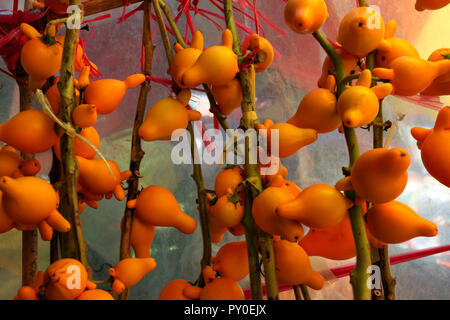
[214,166,245,198]
[318,48,361,89]
[415,0,450,11]
[411,106,450,187]
[252,186,304,242]
[288,87,340,133]
[130,217,156,258]
[277,184,352,230]
[72,104,97,128]
[0,191,14,234]
[273,240,324,289]
[284,0,329,34]
[84,74,146,114]
[366,201,438,243]
[127,185,197,234]
[337,70,393,128]
[247,34,274,72]
[299,214,356,260]
[209,192,244,228]
[108,258,157,295]
[139,89,201,141]
[0,176,70,233]
[337,7,388,58]
[158,279,193,300]
[76,289,115,300]
[0,110,58,154]
[181,29,239,88]
[44,258,96,300]
[212,241,249,281]
[373,56,450,96]
[257,119,317,158]
[336,148,411,203]
[54,126,100,160]
[211,79,243,116]
[171,30,204,88]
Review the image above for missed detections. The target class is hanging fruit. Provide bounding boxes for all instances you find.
[130,216,156,258]
[209,192,244,228]
[127,185,197,234]
[375,20,419,68]
[427,48,450,83]
[212,241,249,281]
[252,186,304,241]
[337,69,393,128]
[214,166,245,198]
[0,176,70,233]
[171,30,204,88]
[44,258,96,300]
[84,74,146,114]
[336,148,411,203]
[318,48,361,89]
[139,89,201,141]
[20,23,63,91]
[158,279,194,300]
[373,56,450,96]
[284,0,329,34]
[411,106,450,187]
[415,0,450,11]
[337,7,388,58]
[247,34,274,72]
[72,104,97,128]
[180,29,239,88]
[276,184,353,230]
[54,127,100,160]
[273,239,324,289]
[0,147,40,178]
[76,289,115,300]
[257,119,318,158]
[108,258,157,295]
[0,110,58,154]
[211,79,243,116]
[366,201,438,243]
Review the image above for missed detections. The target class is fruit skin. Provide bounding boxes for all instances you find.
[158,279,193,300]
[181,29,239,87]
[139,89,201,141]
[44,258,96,300]
[84,74,146,114]
[257,119,317,158]
[20,23,63,91]
[337,7,387,58]
[375,20,419,68]
[415,0,450,11]
[366,201,438,244]
[14,286,39,300]
[277,184,352,230]
[72,104,97,128]
[299,214,355,260]
[211,79,243,116]
[411,106,450,187]
[0,191,14,234]
[127,185,197,234]
[130,216,156,258]
[76,289,115,300]
[209,193,244,228]
[0,176,70,233]
[373,56,450,96]
[212,241,249,281]
[248,34,274,72]
[77,156,130,201]
[45,77,80,115]
[0,147,40,178]
[427,48,450,83]
[108,258,157,295]
[273,240,324,289]
[214,167,245,198]
[54,126,100,160]
[337,69,393,128]
[252,186,304,242]
[284,0,328,34]
[420,79,450,96]
[171,30,203,88]
[337,148,411,203]
[0,110,58,154]
[318,48,361,89]
[288,88,340,133]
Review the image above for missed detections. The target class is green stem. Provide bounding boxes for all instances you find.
[359,0,370,6]
[58,0,90,276]
[119,0,153,300]
[151,0,173,65]
[312,30,371,300]
[223,0,278,300]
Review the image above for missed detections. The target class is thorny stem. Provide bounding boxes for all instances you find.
[152,0,212,287]
[224,0,278,300]
[57,0,91,276]
[119,0,154,300]
[312,30,371,300]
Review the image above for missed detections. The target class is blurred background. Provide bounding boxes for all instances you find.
[0,0,449,299]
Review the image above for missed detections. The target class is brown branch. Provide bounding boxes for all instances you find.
[58,0,90,275]
[119,0,153,300]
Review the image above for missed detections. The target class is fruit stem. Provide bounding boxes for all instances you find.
[312,30,371,300]
[359,0,370,6]
[119,0,154,300]
[224,0,279,300]
[57,0,91,276]
[152,0,212,288]
[300,284,311,300]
